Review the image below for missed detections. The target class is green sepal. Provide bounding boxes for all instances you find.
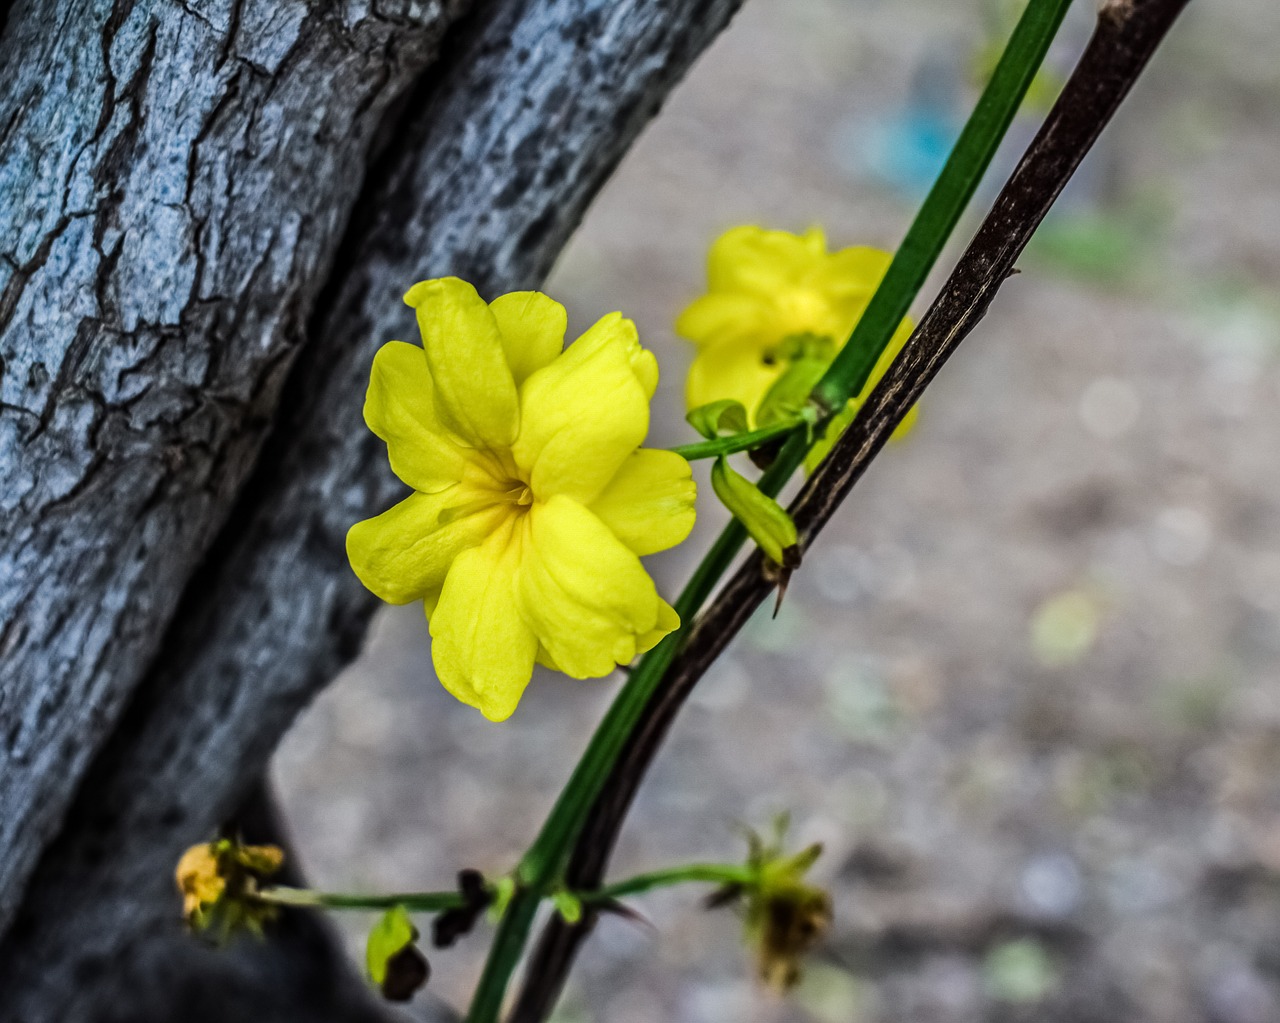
[710,457,799,568]
[487,875,517,923]
[552,889,583,924]
[687,399,750,440]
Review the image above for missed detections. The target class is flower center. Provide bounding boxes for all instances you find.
[776,288,829,330]
[499,478,534,507]
[760,332,837,369]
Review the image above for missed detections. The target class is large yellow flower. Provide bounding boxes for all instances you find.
[348,278,696,722]
[676,225,916,445]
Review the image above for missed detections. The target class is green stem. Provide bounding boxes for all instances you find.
[255,886,467,913]
[669,417,803,461]
[518,519,746,887]
[455,526,751,1022]
[588,863,755,903]
[810,0,1072,413]
[464,2,1070,1018]
[465,888,541,1023]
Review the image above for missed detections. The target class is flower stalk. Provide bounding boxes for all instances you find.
[668,416,807,461]
[588,863,755,903]
[254,886,468,913]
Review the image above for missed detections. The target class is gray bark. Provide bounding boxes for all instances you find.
[0,0,469,925]
[0,0,745,1018]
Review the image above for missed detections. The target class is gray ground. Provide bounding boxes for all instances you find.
[271,1,1280,1020]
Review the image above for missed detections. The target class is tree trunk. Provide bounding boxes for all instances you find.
[0,0,744,1018]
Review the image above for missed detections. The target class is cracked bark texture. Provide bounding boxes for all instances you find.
[0,0,470,925]
[0,0,745,1018]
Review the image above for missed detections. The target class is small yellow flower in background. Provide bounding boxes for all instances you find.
[676,225,917,458]
[348,278,696,722]
[175,839,284,937]
[176,844,227,921]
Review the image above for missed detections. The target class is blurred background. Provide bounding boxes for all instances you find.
[271,0,1280,1020]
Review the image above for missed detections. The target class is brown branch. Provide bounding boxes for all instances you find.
[509,0,1192,1019]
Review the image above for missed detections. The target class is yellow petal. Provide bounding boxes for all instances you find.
[870,315,921,445]
[405,277,519,448]
[806,245,891,303]
[674,292,774,349]
[707,226,821,294]
[636,598,680,655]
[363,341,472,493]
[535,643,562,672]
[518,496,675,678]
[512,316,651,504]
[803,316,918,473]
[589,449,696,557]
[891,402,920,440]
[430,522,538,722]
[347,487,506,605]
[575,311,658,398]
[489,291,567,385]
[799,224,828,254]
[785,246,892,344]
[175,844,225,916]
[685,342,780,424]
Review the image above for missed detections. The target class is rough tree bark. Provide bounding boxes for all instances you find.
[0,0,745,1018]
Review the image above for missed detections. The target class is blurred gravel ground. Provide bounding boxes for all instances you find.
[272,1,1280,1020]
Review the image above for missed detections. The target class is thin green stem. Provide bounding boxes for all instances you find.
[588,863,755,903]
[518,518,746,887]
[669,418,802,461]
[465,888,541,1023]
[254,886,466,913]
[464,3,1070,1018]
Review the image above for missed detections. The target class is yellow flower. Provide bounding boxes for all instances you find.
[175,839,284,936]
[676,225,917,453]
[176,844,227,922]
[347,278,696,722]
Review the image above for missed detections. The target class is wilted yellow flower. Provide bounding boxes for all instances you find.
[176,844,226,921]
[676,225,916,452]
[706,821,833,991]
[175,839,284,936]
[746,843,832,990]
[348,278,696,722]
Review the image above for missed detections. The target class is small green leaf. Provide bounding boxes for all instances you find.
[686,399,750,440]
[552,890,583,924]
[710,457,799,567]
[487,875,517,923]
[367,905,428,1001]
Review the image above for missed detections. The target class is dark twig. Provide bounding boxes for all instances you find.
[508,1,1192,1019]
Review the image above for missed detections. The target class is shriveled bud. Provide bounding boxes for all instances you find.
[367,905,430,1002]
[174,839,284,940]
